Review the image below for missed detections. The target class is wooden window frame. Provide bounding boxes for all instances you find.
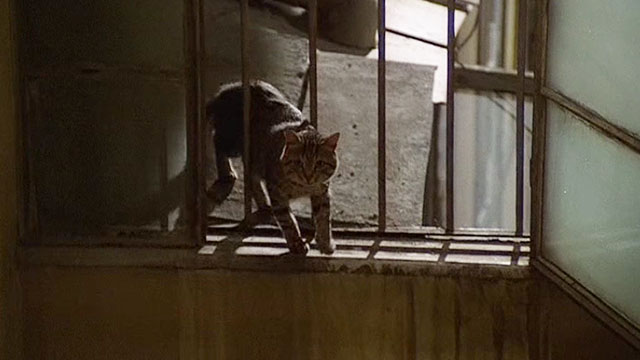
[17,0,204,248]
[529,0,640,350]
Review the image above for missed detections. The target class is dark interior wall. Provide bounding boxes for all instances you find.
[0,0,22,358]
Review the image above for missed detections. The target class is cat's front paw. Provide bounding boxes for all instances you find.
[316,238,336,255]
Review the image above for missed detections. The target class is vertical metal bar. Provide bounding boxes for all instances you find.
[185,0,206,243]
[240,0,252,218]
[531,0,549,259]
[445,0,455,233]
[377,0,387,231]
[308,0,318,128]
[515,0,527,236]
[160,115,169,231]
[196,0,207,243]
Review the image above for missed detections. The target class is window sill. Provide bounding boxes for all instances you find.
[20,233,530,279]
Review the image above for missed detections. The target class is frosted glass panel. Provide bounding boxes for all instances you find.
[543,102,640,326]
[547,0,640,136]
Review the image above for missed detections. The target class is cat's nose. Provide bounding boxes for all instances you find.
[303,172,313,183]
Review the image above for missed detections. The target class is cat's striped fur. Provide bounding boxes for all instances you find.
[207,80,340,255]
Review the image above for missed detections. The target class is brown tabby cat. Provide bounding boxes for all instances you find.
[207,80,340,255]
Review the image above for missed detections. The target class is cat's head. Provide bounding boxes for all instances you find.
[280,129,340,186]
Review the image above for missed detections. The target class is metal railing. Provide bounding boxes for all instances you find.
[234,0,530,236]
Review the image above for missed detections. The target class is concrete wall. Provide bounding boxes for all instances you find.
[0,0,22,358]
[22,267,531,360]
[19,266,640,359]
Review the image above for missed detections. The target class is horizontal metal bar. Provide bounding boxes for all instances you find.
[542,86,640,155]
[386,27,447,49]
[425,0,473,12]
[454,64,534,94]
[208,224,530,241]
[272,0,472,12]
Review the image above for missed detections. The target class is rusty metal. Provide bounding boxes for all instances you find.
[386,27,448,49]
[308,0,318,128]
[453,64,534,94]
[515,0,528,236]
[160,114,169,231]
[445,0,455,233]
[184,0,206,244]
[378,0,387,231]
[196,0,207,244]
[240,0,252,218]
[530,0,548,260]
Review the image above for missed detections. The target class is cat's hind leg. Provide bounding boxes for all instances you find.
[206,153,237,211]
[236,178,275,230]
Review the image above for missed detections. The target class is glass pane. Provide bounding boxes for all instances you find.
[547,0,640,136]
[543,101,640,326]
[21,0,184,68]
[31,76,187,236]
[453,90,532,232]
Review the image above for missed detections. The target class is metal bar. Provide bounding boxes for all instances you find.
[160,113,169,231]
[378,0,387,231]
[445,0,455,233]
[425,0,471,12]
[530,0,549,260]
[208,224,530,241]
[308,0,318,128]
[240,0,252,218]
[543,86,640,155]
[453,64,535,94]
[196,0,207,244]
[386,27,448,49]
[184,0,206,244]
[515,0,527,236]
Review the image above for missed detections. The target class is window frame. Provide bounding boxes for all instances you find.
[16,0,206,248]
[15,0,534,265]
[529,0,640,350]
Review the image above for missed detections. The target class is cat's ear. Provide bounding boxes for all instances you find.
[322,132,340,151]
[283,130,300,145]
